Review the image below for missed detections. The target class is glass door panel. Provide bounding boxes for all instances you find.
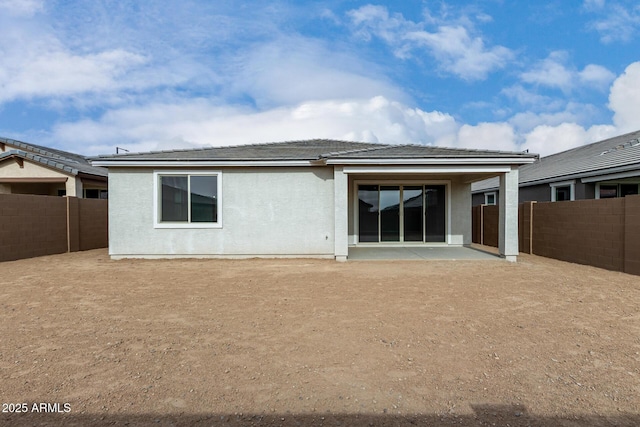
[425,185,446,242]
[358,185,379,242]
[403,186,423,242]
[380,186,400,241]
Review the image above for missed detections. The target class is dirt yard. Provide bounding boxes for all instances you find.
[1,249,639,426]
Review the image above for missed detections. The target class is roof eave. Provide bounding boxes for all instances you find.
[521,163,640,187]
[325,157,538,166]
[90,159,321,167]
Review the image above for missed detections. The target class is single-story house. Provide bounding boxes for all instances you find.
[0,137,108,198]
[91,139,537,261]
[472,129,640,205]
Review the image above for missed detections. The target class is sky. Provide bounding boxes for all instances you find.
[1,0,640,157]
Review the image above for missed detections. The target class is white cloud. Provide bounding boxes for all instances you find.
[509,104,599,134]
[520,51,615,93]
[578,64,616,88]
[0,48,148,102]
[521,51,574,90]
[228,37,407,108]
[609,61,640,132]
[586,2,640,43]
[523,123,616,156]
[50,96,460,155]
[456,122,518,152]
[0,0,43,16]
[49,59,640,158]
[501,85,556,109]
[347,4,513,81]
[406,26,513,81]
[0,10,202,105]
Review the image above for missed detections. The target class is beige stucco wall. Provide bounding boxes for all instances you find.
[108,167,336,257]
[0,157,85,197]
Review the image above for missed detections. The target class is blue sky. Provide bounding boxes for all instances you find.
[1,0,640,156]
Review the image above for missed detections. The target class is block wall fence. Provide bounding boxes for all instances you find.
[0,194,108,262]
[473,195,640,276]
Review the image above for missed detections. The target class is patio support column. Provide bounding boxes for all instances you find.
[334,166,348,262]
[499,166,519,262]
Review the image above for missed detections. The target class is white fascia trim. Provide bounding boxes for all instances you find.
[326,157,536,166]
[342,165,512,174]
[581,170,640,183]
[92,160,316,167]
[548,179,576,187]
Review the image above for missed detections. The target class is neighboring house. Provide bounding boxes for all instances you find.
[0,137,108,198]
[472,130,640,205]
[91,139,536,261]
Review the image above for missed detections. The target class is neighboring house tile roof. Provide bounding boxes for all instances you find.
[92,139,536,162]
[472,130,640,192]
[0,137,108,177]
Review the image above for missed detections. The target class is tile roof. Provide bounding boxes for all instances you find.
[92,139,536,162]
[0,137,108,177]
[472,129,640,192]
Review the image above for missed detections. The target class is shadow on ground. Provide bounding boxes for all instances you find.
[1,404,638,426]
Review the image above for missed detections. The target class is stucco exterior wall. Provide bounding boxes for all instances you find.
[0,158,67,179]
[0,158,78,196]
[450,177,472,245]
[108,167,336,257]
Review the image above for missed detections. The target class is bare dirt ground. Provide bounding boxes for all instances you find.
[1,249,639,426]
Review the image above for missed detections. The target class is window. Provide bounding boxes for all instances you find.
[599,184,617,199]
[484,192,496,205]
[85,189,108,199]
[154,172,221,228]
[621,184,639,197]
[550,181,575,202]
[597,183,639,199]
[555,186,571,201]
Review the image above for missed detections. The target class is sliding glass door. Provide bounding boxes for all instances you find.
[380,186,400,241]
[403,186,423,242]
[358,185,379,242]
[425,185,446,242]
[357,184,446,243]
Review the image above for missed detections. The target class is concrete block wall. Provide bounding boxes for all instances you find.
[0,194,108,262]
[0,194,68,261]
[482,205,499,247]
[624,195,640,275]
[78,198,109,250]
[517,202,534,255]
[532,198,625,272]
[472,195,640,275]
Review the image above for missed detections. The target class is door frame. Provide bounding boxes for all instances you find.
[352,179,451,245]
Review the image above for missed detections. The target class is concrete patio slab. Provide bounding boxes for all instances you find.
[347,245,501,260]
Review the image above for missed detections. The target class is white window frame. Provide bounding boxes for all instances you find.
[153,170,222,229]
[484,192,497,205]
[550,180,575,202]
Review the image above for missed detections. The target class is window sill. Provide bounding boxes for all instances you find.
[154,223,222,229]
